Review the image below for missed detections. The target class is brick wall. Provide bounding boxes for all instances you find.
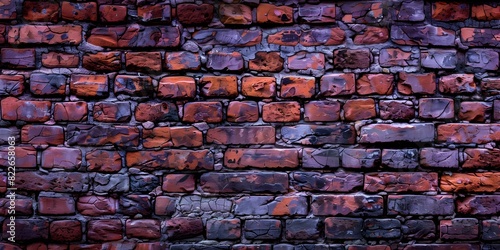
[0,0,500,249]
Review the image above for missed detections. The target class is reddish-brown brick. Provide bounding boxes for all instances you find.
[134,102,178,122]
[0,146,36,169]
[87,219,123,242]
[288,52,325,70]
[21,125,64,145]
[86,150,122,172]
[50,220,82,242]
[29,74,66,96]
[183,102,222,123]
[154,196,176,216]
[126,219,161,239]
[93,102,131,122]
[66,124,139,147]
[300,28,345,46]
[23,1,59,22]
[437,124,500,144]
[42,52,79,68]
[1,48,36,69]
[70,75,108,98]
[282,124,356,145]
[441,173,500,192]
[298,4,336,23]
[256,3,293,24]
[158,76,196,99]
[398,72,436,95]
[200,75,238,97]
[438,74,476,94]
[320,73,355,96]
[114,75,154,97]
[379,48,417,67]
[83,52,121,71]
[87,25,180,48]
[357,74,394,95]
[365,172,438,192]
[162,174,195,192]
[304,100,341,122]
[463,148,500,169]
[440,219,478,240]
[280,76,316,98]
[201,172,288,193]
[177,3,214,25]
[137,4,171,22]
[1,97,51,122]
[54,102,88,122]
[379,100,415,121]
[61,1,97,21]
[41,147,81,170]
[334,49,371,69]
[225,148,299,169]
[241,76,276,98]
[0,75,24,96]
[165,51,201,71]
[227,101,259,123]
[354,27,389,45]
[262,102,300,122]
[459,102,491,122]
[143,127,202,148]
[207,126,275,145]
[2,219,49,241]
[165,217,203,240]
[8,25,82,45]
[125,51,162,73]
[77,196,117,216]
[219,4,252,25]
[249,52,283,72]
[39,196,75,215]
[99,5,127,23]
[311,194,383,216]
[344,99,376,121]
[16,172,89,192]
[126,150,213,171]
[460,28,500,47]
[432,2,469,21]
[472,4,500,20]
[419,98,454,120]
[207,51,244,71]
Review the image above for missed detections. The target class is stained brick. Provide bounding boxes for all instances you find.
[432,2,469,21]
[438,74,476,94]
[86,150,122,172]
[463,148,500,169]
[157,76,196,99]
[21,125,64,146]
[177,4,214,25]
[16,172,89,192]
[364,172,438,192]
[379,100,415,121]
[66,125,139,147]
[262,102,301,122]
[282,124,356,145]
[165,51,201,71]
[192,29,261,47]
[1,48,36,69]
[70,74,108,98]
[319,73,355,96]
[166,217,203,239]
[387,195,454,215]
[8,25,82,45]
[2,219,48,241]
[83,52,121,71]
[23,1,59,22]
[244,219,282,240]
[398,72,436,95]
[143,126,202,148]
[87,219,123,242]
[50,220,82,242]
[354,27,389,45]
[126,150,213,171]
[41,147,81,170]
[483,220,500,240]
[302,148,340,169]
[114,75,154,96]
[379,48,418,67]
[87,25,180,48]
[249,52,283,72]
[135,102,178,122]
[200,172,288,194]
[39,196,75,215]
[219,4,252,25]
[54,102,88,122]
[126,219,161,239]
[162,174,195,192]
[343,99,377,121]
[241,76,276,98]
[256,4,293,24]
[288,52,325,71]
[200,75,238,97]
[418,98,454,120]
[183,102,223,123]
[304,101,341,122]
[281,76,315,98]
[457,195,500,215]
[227,101,259,122]
[440,218,478,240]
[437,124,500,144]
[359,123,435,143]
[356,74,394,95]
[441,173,500,192]
[472,4,500,20]
[381,149,419,169]
[334,49,371,69]
[312,194,383,216]
[224,148,299,169]
[403,220,436,240]
[125,51,162,73]
[42,52,79,68]
[207,126,275,145]
[93,102,132,122]
[77,196,117,215]
[1,97,51,122]
[207,219,241,240]
[0,145,36,168]
[391,25,455,46]
[292,172,363,192]
[0,75,24,96]
[420,148,458,169]
[298,4,336,23]
[325,217,363,239]
[138,4,171,22]
[62,1,97,21]
[421,49,458,69]
[99,5,127,23]
[207,51,244,71]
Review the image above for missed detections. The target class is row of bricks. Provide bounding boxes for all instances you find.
[2,97,499,123]
[2,146,499,170]
[3,73,500,98]
[1,47,499,72]
[2,217,499,242]
[2,123,500,146]
[4,170,500,193]
[8,2,500,25]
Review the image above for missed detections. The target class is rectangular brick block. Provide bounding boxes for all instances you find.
[463,148,500,169]
[364,172,438,192]
[16,172,89,192]
[87,25,180,48]
[86,150,122,173]
[234,196,307,216]
[364,219,401,239]
[0,145,36,168]
[125,219,161,239]
[21,125,64,146]
[93,102,132,122]
[302,148,340,168]
[244,219,281,240]
[200,172,288,194]
[1,97,51,122]
[207,126,275,145]
[66,124,139,147]
[281,124,356,145]
[125,51,162,73]
[311,194,383,216]
[135,102,178,122]
[387,195,454,215]
[77,196,117,216]
[285,219,320,240]
[38,196,75,215]
[126,150,213,171]
[1,48,35,69]
[441,173,500,192]
[420,148,459,169]
[292,172,363,192]
[83,51,121,71]
[0,75,24,96]
[54,102,88,122]
[342,148,381,169]
[359,123,435,143]
[298,4,336,23]
[42,52,79,68]
[87,219,123,242]
[70,74,109,98]
[192,29,261,47]
[143,127,202,148]
[440,218,478,240]
[381,149,419,169]
[262,102,301,122]
[391,25,455,46]
[325,217,363,239]
[461,28,500,47]
[30,74,67,96]
[482,220,500,240]
[2,219,48,241]
[8,25,82,45]
[50,220,82,242]
[224,148,299,169]
[41,147,81,170]
[437,124,500,144]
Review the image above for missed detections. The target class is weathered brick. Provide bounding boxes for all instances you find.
[165,51,201,71]
[23,1,59,22]
[342,148,380,169]
[398,72,436,95]
[343,99,377,121]
[267,28,301,46]
[472,4,500,20]
[207,126,275,145]
[495,100,500,121]
[70,74,108,98]
[379,48,419,67]
[227,101,259,122]
[483,220,500,240]
[438,74,476,94]
[16,172,89,192]
[137,4,171,22]
[125,219,160,239]
[87,219,123,242]
[334,49,371,69]
[364,219,401,239]
[41,147,81,170]
[249,52,283,72]
[135,102,178,122]
[62,1,97,21]
[354,26,389,45]
[93,102,131,122]
[280,76,315,98]
[42,52,79,68]
[219,4,251,25]
[482,77,500,96]
[421,49,457,69]
[432,2,469,21]
[379,100,415,121]
[200,75,238,97]
[256,3,293,24]
[234,196,307,216]
[86,150,122,172]
[177,3,214,25]
[381,149,419,169]
[440,218,478,240]
[192,29,261,47]
[387,195,454,215]
[298,4,336,23]
[300,28,345,46]
[30,73,66,96]
[262,102,300,122]
[359,123,435,143]
[162,174,195,192]
[143,126,202,148]
[77,196,117,216]
[0,75,24,96]
[304,101,341,122]
[403,220,436,240]
[391,25,455,46]
[465,49,499,71]
[21,125,64,146]
[207,219,241,240]
[94,174,130,193]
[225,148,298,169]
[1,48,36,69]
[241,76,276,98]
[39,196,75,215]
[158,76,195,99]
[302,148,340,169]
[0,145,36,168]
[420,148,458,169]
[207,51,244,71]
[54,102,88,122]
[1,97,51,122]
[83,52,121,71]
[441,173,500,192]
[325,217,363,240]
[292,172,363,192]
[66,125,139,147]
[311,194,383,216]
[459,102,491,123]
[288,52,325,71]
[114,75,154,96]
[403,244,478,250]
[244,219,282,240]
[50,220,82,242]
[285,219,319,240]
[87,25,180,48]
[319,73,355,96]
[99,5,127,23]
[463,148,500,169]
[177,195,232,214]
[126,150,213,171]
[364,172,438,192]
[282,124,356,145]
[2,219,48,241]
[125,51,162,73]
[357,74,394,95]
[165,217,203,240]
[200,172,288,194]
[183,102,222,123]
[437,124,500,144]
[8,25,82,45]
[457,195,500,215]
[419,98,454,119]
[154,196,176,216]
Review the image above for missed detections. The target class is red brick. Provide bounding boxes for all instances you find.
[207,51,244,71]
[21,125,64,146]
[1,97,51,122]
[137,4,171,22]
[356,74,394,95]
[457,195,500,215]
[154,196,176,216]
[379,48,416,67]
[207,219,241,240]
[311,194,383,216]
[8,25,82,45]
[87,219,123,242]
[334,49,371,69]
[219,4,252,25]
[0,145,36,169]
[39,196,75,215]
[343,99,376,121]
[200,172,288,194]
[463,148,500,169]
[114,75,154,96]
[280,76,315,98]
[1,48,36,69]
[165,51,201,71]
[50,220,82,242]
[342,148,381,169]
[319,73,355,96]
[162,174,195,192]
[365,172,438,192]
[460,27,500,47]
[482,77,500,96]
[472,4,500,20]
[224,148,299,169]
[438,74,476,94]
[241,76,276,98]
[388,195,454,216]
[267,29,301,46]
[83,52,121,71]
[391,25,455,46]
[354,27,389,45]
[192,29,262,47]
[441,173,500,192]
[419,98,454,119]
[359,123,435,143]
[87,25,180,48]
[61,1,97,21]
[495,100,500,121]
[256,3,293,24]
[41,147,81,170]
[227,101,259,123]
[288,52,325,70]
[93,102,131,122]
[86,150,121,172]
[177,3,214,25]
[207,126,275,145]
[293,172,363,192]
[282,124,355,145]
[126,150,213,171]
[134,102,178,122]
[99,5,127,23]
[16,172,89,192]
[70,74,108,98]
[340,2,384,23]
[23,1,59,22]
[432,2,469,21]
[379,100,415,121]
[54,102,88,122]
[440,218,478,240]
[2,219,48,241]
[143,126,202,148]
[438,124,500,144]
[158,76,196,99]
[300,28,345,46]
[398,72,436,95]
[77,196,117,215]
[125,219,161,239]
[262,101,300,122]
[298,4,336,23]
[42,52,79,68]
[165,217,203,240]
[66,125,139,147]
[125,51,162,73]
[30,74,66,96]
[0,75,24,96]
[249,52,283,72]
[183,102,222,123]
[304,100,341,122]
[459,102,491,122]
[421,49,458,69]
[325,217,363,240]
[200,75,238,97]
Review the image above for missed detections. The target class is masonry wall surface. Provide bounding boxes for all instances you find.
[0,0,500,249]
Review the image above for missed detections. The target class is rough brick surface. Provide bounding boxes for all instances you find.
[1,1,499,248]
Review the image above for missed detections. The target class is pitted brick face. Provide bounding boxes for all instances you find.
[2,0,500,248]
